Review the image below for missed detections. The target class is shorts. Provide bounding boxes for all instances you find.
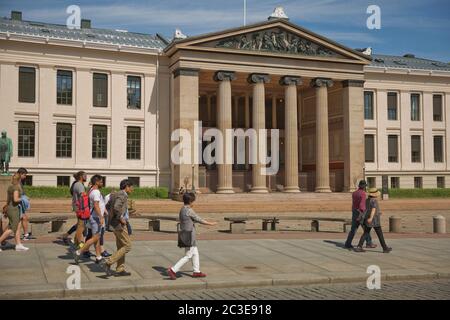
[89,215,101,235]
[7,205,21,233]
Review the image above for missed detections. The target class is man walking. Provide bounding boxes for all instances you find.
[102,179,133,276]
[344,180,376,249]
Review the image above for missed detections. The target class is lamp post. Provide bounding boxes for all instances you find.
[191,164,196,193]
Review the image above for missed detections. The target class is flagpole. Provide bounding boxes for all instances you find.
[244,0,247,26]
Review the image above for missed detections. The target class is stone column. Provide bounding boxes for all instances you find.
[248,73,270,193]
[312,78,333,193]
[244,93,250,170]
[272,95,277,129]
[280,76,302,193]
[342,80,365,192]
[214,71,236,194]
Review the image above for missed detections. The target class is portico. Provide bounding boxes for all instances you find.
[165,17,370,195]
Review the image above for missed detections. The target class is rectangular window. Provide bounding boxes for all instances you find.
[411,93,421,121]
[56,70,72,105]
[128,177,140,187]
[364,134,375,163]
[92,125,107,159]
[414,177,423,189]
[367,177,376,188]
[433,95,443,121]
[57,176,70,187]
[387,92,398,120]
[18,121,35,157]
[434,136,443,163]
[56,123,72,158]
[411,135,421,163]
[364,91,374,120]
[437,177,445,188]
[126,127,141,160]
[388,135,398,163]
[23,175,33,186]
[390,177,400,189]
[127,76,141,109]
[19,67,36,103]
[93,73,108,107]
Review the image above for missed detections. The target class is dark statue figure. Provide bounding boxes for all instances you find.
[0,130,13,175]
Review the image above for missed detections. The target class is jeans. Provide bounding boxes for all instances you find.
[345,209,373,247]
[172,246,200,273]
[358,225,388,250]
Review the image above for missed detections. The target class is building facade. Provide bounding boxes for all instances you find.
[1,10,449,193]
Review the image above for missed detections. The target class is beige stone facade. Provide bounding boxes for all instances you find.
[0,12,449,193]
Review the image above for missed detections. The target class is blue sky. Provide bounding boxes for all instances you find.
[1,0,449,61]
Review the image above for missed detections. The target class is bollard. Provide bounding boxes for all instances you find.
[433,215,446,234]
[389,216,402,233]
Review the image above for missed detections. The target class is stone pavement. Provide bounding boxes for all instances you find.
[1,237,450,299]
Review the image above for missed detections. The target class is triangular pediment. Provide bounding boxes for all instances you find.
[165,19,371,63]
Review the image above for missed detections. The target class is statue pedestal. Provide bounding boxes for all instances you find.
[0,175,10,203]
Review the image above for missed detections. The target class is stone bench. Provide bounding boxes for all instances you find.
[133,214,179,232]
[224,216,352,234]
[28,214,71,236]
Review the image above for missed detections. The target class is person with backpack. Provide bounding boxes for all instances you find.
[73,175,105,264]
[101,179,134,276]
[62,171,87,247]
[167,192,217,280]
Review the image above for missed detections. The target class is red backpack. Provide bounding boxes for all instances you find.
[75,191,91,220]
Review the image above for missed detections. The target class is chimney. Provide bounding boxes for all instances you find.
[81,19,91,29]
[11,11,22,21]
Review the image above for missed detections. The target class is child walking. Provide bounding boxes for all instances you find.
[167,192,216,280]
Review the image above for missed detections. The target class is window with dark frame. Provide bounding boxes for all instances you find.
[127,76,141,109]
[93,73,108,107]
[367,177,376,188]
[128,177,140,187]
[57,176,70,187]
[411,93,421,121]
[388,135,398,163]
[414,177,423,189]
[390,177,400,189]
[56,123,72,158]
[56,70,72,105]
[364,91,374,120]
[126,126,141,160]
[365,134,375,163]
[411,135,421,163]
[18,121,35,157]
[92,125,107,159]
[19,66,36,103]
[437,176,445,188]
[387,92,398,120]
[433,95,443,121]
[434,136,444,163]
[23,175,33,186]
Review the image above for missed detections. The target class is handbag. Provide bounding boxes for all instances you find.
[177,223,192,248]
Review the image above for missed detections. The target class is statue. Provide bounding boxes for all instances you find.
[0,130,13,175]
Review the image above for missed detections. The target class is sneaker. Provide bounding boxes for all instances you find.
[353,246,365,253]
[383,247,393,253]
[74,251,81,264]
[192,272,207,278]
[167,267,177,280]
[114,271,132,277]
[15,244,29,252]
[101,250,112,258]
[83,251,94,258]
[22,234,31,241]
[366,244,378,249]
[95,257,103,264]
[0,248,2,252]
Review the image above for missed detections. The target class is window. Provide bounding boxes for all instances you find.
[437,177,445,188]
[433,95,443,121]
[364,91,374,120]
[18,121,35,157]
[19,67,36,103]
[411,93,421,121]
[126,127,141,160]
[367,177,376,188]
[434,136,443,163]
[57,176,70,187]
[414,177,423,189]
[388,135,398,163]
[365,134,375,163]
[23,175,33,186]
[56,70,72,105]
[92,125,107,159]
[411,135,421,163]
[390,177,400,189]
[127,76,141,109]
[128,177,140,187]
[93,73,108,107]
[56,123,72,158]
[387,92,398,120]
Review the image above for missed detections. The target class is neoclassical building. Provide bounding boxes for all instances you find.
[0,9,449,193]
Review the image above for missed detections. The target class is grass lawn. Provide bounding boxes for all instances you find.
[388,188,450,198]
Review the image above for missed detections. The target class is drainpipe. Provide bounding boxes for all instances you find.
[155,50,160,188]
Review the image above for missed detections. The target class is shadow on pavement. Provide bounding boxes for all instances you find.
[323,240,347,249]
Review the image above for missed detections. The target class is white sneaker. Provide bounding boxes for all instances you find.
[15,244,29,251]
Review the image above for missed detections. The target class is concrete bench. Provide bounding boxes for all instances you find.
[28,214,71,236]
[224,216,352,234]
[133,214,179,232]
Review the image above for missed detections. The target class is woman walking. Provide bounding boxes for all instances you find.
[354,188,392,253]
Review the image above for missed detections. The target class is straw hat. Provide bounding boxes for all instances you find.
[368,187,381,198]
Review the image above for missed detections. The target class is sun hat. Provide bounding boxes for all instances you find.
[368,187,381,198]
